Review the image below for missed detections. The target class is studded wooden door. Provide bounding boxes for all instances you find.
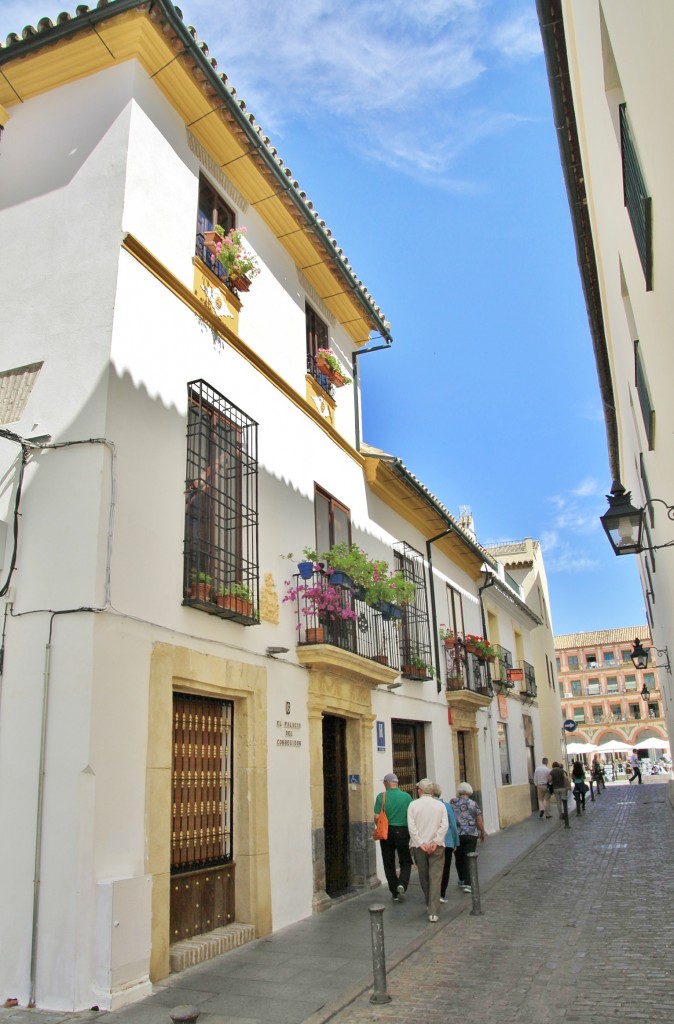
[171,693,235,942]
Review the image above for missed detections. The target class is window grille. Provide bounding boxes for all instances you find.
[184,380,259,623]
[620,104,652,289]
[634,341,655,450]
[394,542,432,680]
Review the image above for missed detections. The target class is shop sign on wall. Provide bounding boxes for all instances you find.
[277,702,302,747]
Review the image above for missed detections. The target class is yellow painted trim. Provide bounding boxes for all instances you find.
[121,233,364,465]
[363,458,486,578]
[496,783,532,828]
[297,643,398,688]
[0,103,9,126]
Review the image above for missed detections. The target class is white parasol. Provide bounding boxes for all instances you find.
[597,739,633,753]
[634,737,670,750]
[566,741,598,754]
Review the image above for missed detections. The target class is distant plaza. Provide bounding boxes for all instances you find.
[555,627,670,776]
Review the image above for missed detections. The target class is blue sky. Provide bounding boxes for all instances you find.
[0,0,646,634]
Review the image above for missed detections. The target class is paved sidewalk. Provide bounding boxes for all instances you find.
[0,796,565,1024]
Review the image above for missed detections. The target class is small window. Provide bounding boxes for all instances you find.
[634,341,655,450]
[606,676,619,693]
[306,304,333,396]
[592,706,603,723]
[555,657,561,672]
[620,104,652,289]
[183,380,259,623]
[587,678,600,695]
[573,707,585,724]
[610,704,622,719]
[643,672,655,688]
[195,175,237,286]
[567,655,579,670]
[647,702,659,718]
[621,649,633,663]
[603,651,615,664]
[629,703,641,720]
[624,674,637,691]
[586,653,598,667]
[571,680,582,696]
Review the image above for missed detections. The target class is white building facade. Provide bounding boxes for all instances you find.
[537,0,674,802]
[1,1,555,1011]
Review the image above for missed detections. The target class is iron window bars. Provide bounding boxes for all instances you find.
[620,104,652,290]
[184,379,259,624]
[394,542,433,680]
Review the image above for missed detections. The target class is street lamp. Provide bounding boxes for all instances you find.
[599,484,645,555]
[640,682,651,702]
[630,638,650,670]
[630,637,672,676]
[600,482,674,554]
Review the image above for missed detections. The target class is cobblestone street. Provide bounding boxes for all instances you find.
[324,780,674,1024]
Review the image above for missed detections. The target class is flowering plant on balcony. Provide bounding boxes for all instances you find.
[283,579,357,627]
[315,348,352,385]
[212,226,261,283]
[464,634,496,659]
[365,566,416,608]
[439,625,456,645]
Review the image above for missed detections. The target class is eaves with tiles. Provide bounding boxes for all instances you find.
[0,0,391,348]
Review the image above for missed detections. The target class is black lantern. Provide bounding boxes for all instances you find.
[600,484,644,555]
[631,638,650,670]
[640,682,651,702]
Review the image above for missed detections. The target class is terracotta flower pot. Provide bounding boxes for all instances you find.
[190,583,212,602]
[447,675,463,691]
[227,271,251,292]
[316,356,346,387]
[305,627,325,644]
[372,654,388,665]
[217,595,252,617]
[203,230,222,255]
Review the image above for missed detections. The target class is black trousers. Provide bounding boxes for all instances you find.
[440,846,454,897]
[379,825,412,894]
[453,834,478,886]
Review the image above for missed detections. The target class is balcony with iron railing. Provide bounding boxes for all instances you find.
[195,232,247,294]
[306,351,336,400]
[443,640,494,707]
[491,644,513,689]
[287,570,434,680]
[520,660,537,699]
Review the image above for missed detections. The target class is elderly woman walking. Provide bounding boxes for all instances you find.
[450,782,486,893]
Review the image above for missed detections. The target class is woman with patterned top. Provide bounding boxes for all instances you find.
[450,782,486,893]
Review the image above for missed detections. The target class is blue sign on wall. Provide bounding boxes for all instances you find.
[376,721,386,751]
[563,719,577,732]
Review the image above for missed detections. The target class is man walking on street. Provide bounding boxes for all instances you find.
[533,757,553,818]
[374,773,413,901]
[407,778,448,923]
[629,749,643,784]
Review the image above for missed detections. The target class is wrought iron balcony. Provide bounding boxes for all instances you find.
[195,233,245,294]
[306,352,336,399]
[288,571,401,668]
[491,644,513,688]
[443,643,493,697]
[520,660,537,698]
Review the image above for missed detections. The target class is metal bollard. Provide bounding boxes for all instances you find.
[466,851,482,916]
[589,779,596,802]
[169,1007,200,1024]
[368,904,392,1004]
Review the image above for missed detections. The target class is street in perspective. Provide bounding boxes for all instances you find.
[1,776,670,1024]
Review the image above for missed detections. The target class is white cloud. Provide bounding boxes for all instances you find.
[539,530,559,552]
[545,550,600,574]
[572,478,600,498]
[0,0,540,187]
[178,0,540,185]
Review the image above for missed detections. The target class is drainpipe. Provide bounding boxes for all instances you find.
[29,618,55,1007]
[352,342,392,452]
[426,529,453,693]
[478,571,497,640]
